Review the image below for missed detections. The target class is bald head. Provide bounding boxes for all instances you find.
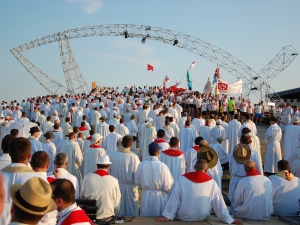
[244,160,256,173]
[194,159,208,172]
[199,140,209,147]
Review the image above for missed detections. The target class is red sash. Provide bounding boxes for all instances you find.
[162,149,183,157]
[94,170,109,176]
[89,144,101,148]
[183,171,212,183]
[154,139,166,143]
[86,136,92,140]
[193,146,199,152]
[79,127,88,131]
[246,169,260,177]
[60,209,94,225]
[47,176,56,184]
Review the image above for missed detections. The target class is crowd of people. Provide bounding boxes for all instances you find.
[0,85,299,225]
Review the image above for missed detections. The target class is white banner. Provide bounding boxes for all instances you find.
[217,79,242,94]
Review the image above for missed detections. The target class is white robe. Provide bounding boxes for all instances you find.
[290,148,300,177]
[96,122,110,141]
[160,149,186,189]
[227,119,241,154]
[210,143,229,164]
[210,125,227,147]
[162,174,234,223]
[264,123,282,173]
[284,124,300,159]
[135,156,174,216]
[179,127,196,152]
[115,123,129,137]
[41,141,56,173]
[80,171,121,219]
[48,168,80,198]
[191,117,205,135]
[61,122,73,140]
[126,120,138,137]
[83,145,106,176]
[90,110,101,127]
[170,122,180,138]
[102,132,122,155]
[61,140,83,181]
[0,153,11,170]
[109,149,140,216]
[228,150,263,203]
[238,120,257,137]
[232,175,273,220]
[269,174,300,215]
[28,137,43,159]
[137,110,149,127]
[199,126,212,143]
[184,146,198,173]
[140,124,157,160]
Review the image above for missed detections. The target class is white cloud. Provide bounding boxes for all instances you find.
[67,0,102,14]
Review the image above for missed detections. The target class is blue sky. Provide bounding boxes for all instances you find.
[1,0,300,103]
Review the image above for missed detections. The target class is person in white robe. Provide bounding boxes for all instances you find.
[135,142,174,216]
[210,137,229,168]
[28,126,43,159]
[12,106,22,122]
[102,125,122,155]
[83,133,106,176]
[140,120,157,160]
[0,135,15,170]
[284,116,300,159]
[123,108,132,126]
[109,136,140,216]
[169,117,179,138]
[90,107,101,129]
[0,116,12,144]
[160,137,185,189]
[179,120,196,153]
[227,114,241,154]
[58,103,69,125]
[60,117,73,140]
[157,159,241,224]
[279,103,293,131]
[264,117,282,174]
[126,115,138,137]
[210,119,227,150]
[41,131,56,173]
[80,154,121,220]
[162,120,174,143]
[154,129,170,151]
[97,118,110,141]
[78,121,89,139]
[269,160,300,215]
[232,160,273,220]
[178,112,188,129]
[290,147,300,177]
[191,144,223,189]
[1,137,47,225]
[83,130,94,153]
[61,132,83,181]
[184,137,202,173]
[41,116,54,134]
[115,118,129,137]
[137,105,149,127]
[47,153,80,198]
[192,112,205,135]
[108,113,120,127]
[199,119,212,143]
[52,124,64,147]
[228,135,263,204]
[238,114,257,137]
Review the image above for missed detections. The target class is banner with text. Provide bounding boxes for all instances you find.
[217,79,242,94]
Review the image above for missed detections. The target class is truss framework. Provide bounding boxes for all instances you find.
[10,24,298,102]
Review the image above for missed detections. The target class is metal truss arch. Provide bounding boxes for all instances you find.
[11,24,298,101]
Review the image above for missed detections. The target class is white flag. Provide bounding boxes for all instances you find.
[217,79,242,94]
[188,61,196,71]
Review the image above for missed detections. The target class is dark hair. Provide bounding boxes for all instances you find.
[169,137,179,147]
[46,116,51,121]
[54,124,59,130]
[10,129,19,137]
[65,117,71,122]
[195,136,204,145]
[9,138,31,163]
[89,129,95,136]
[240,134,252,144]
[55,153,68,167]
[51,179,75,203]
[157,129,165,138]
[97,164,110,169]
[120,118,124,124]
[277,160,289,171]
[13,205,43,224]
[81,121,86,127]
[73,127,79,133]
[241,127,251,134]
[270,117,277,122]
[30,151,49,169]
[109,125,115,132]
[185,120,191,126]
[234,114,239,119]
[122,135,133,148]
[1,135,16,153]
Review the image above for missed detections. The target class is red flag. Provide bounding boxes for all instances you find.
[147,64,154,71]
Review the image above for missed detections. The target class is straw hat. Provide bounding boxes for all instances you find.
[233,143,251,164]
[96,154,112,165]
[10,177,56,215]
[197,146,218,168]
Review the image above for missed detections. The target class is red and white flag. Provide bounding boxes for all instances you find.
[217,79,243,94]
[147,64,154,71]
[188,61,196,71]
